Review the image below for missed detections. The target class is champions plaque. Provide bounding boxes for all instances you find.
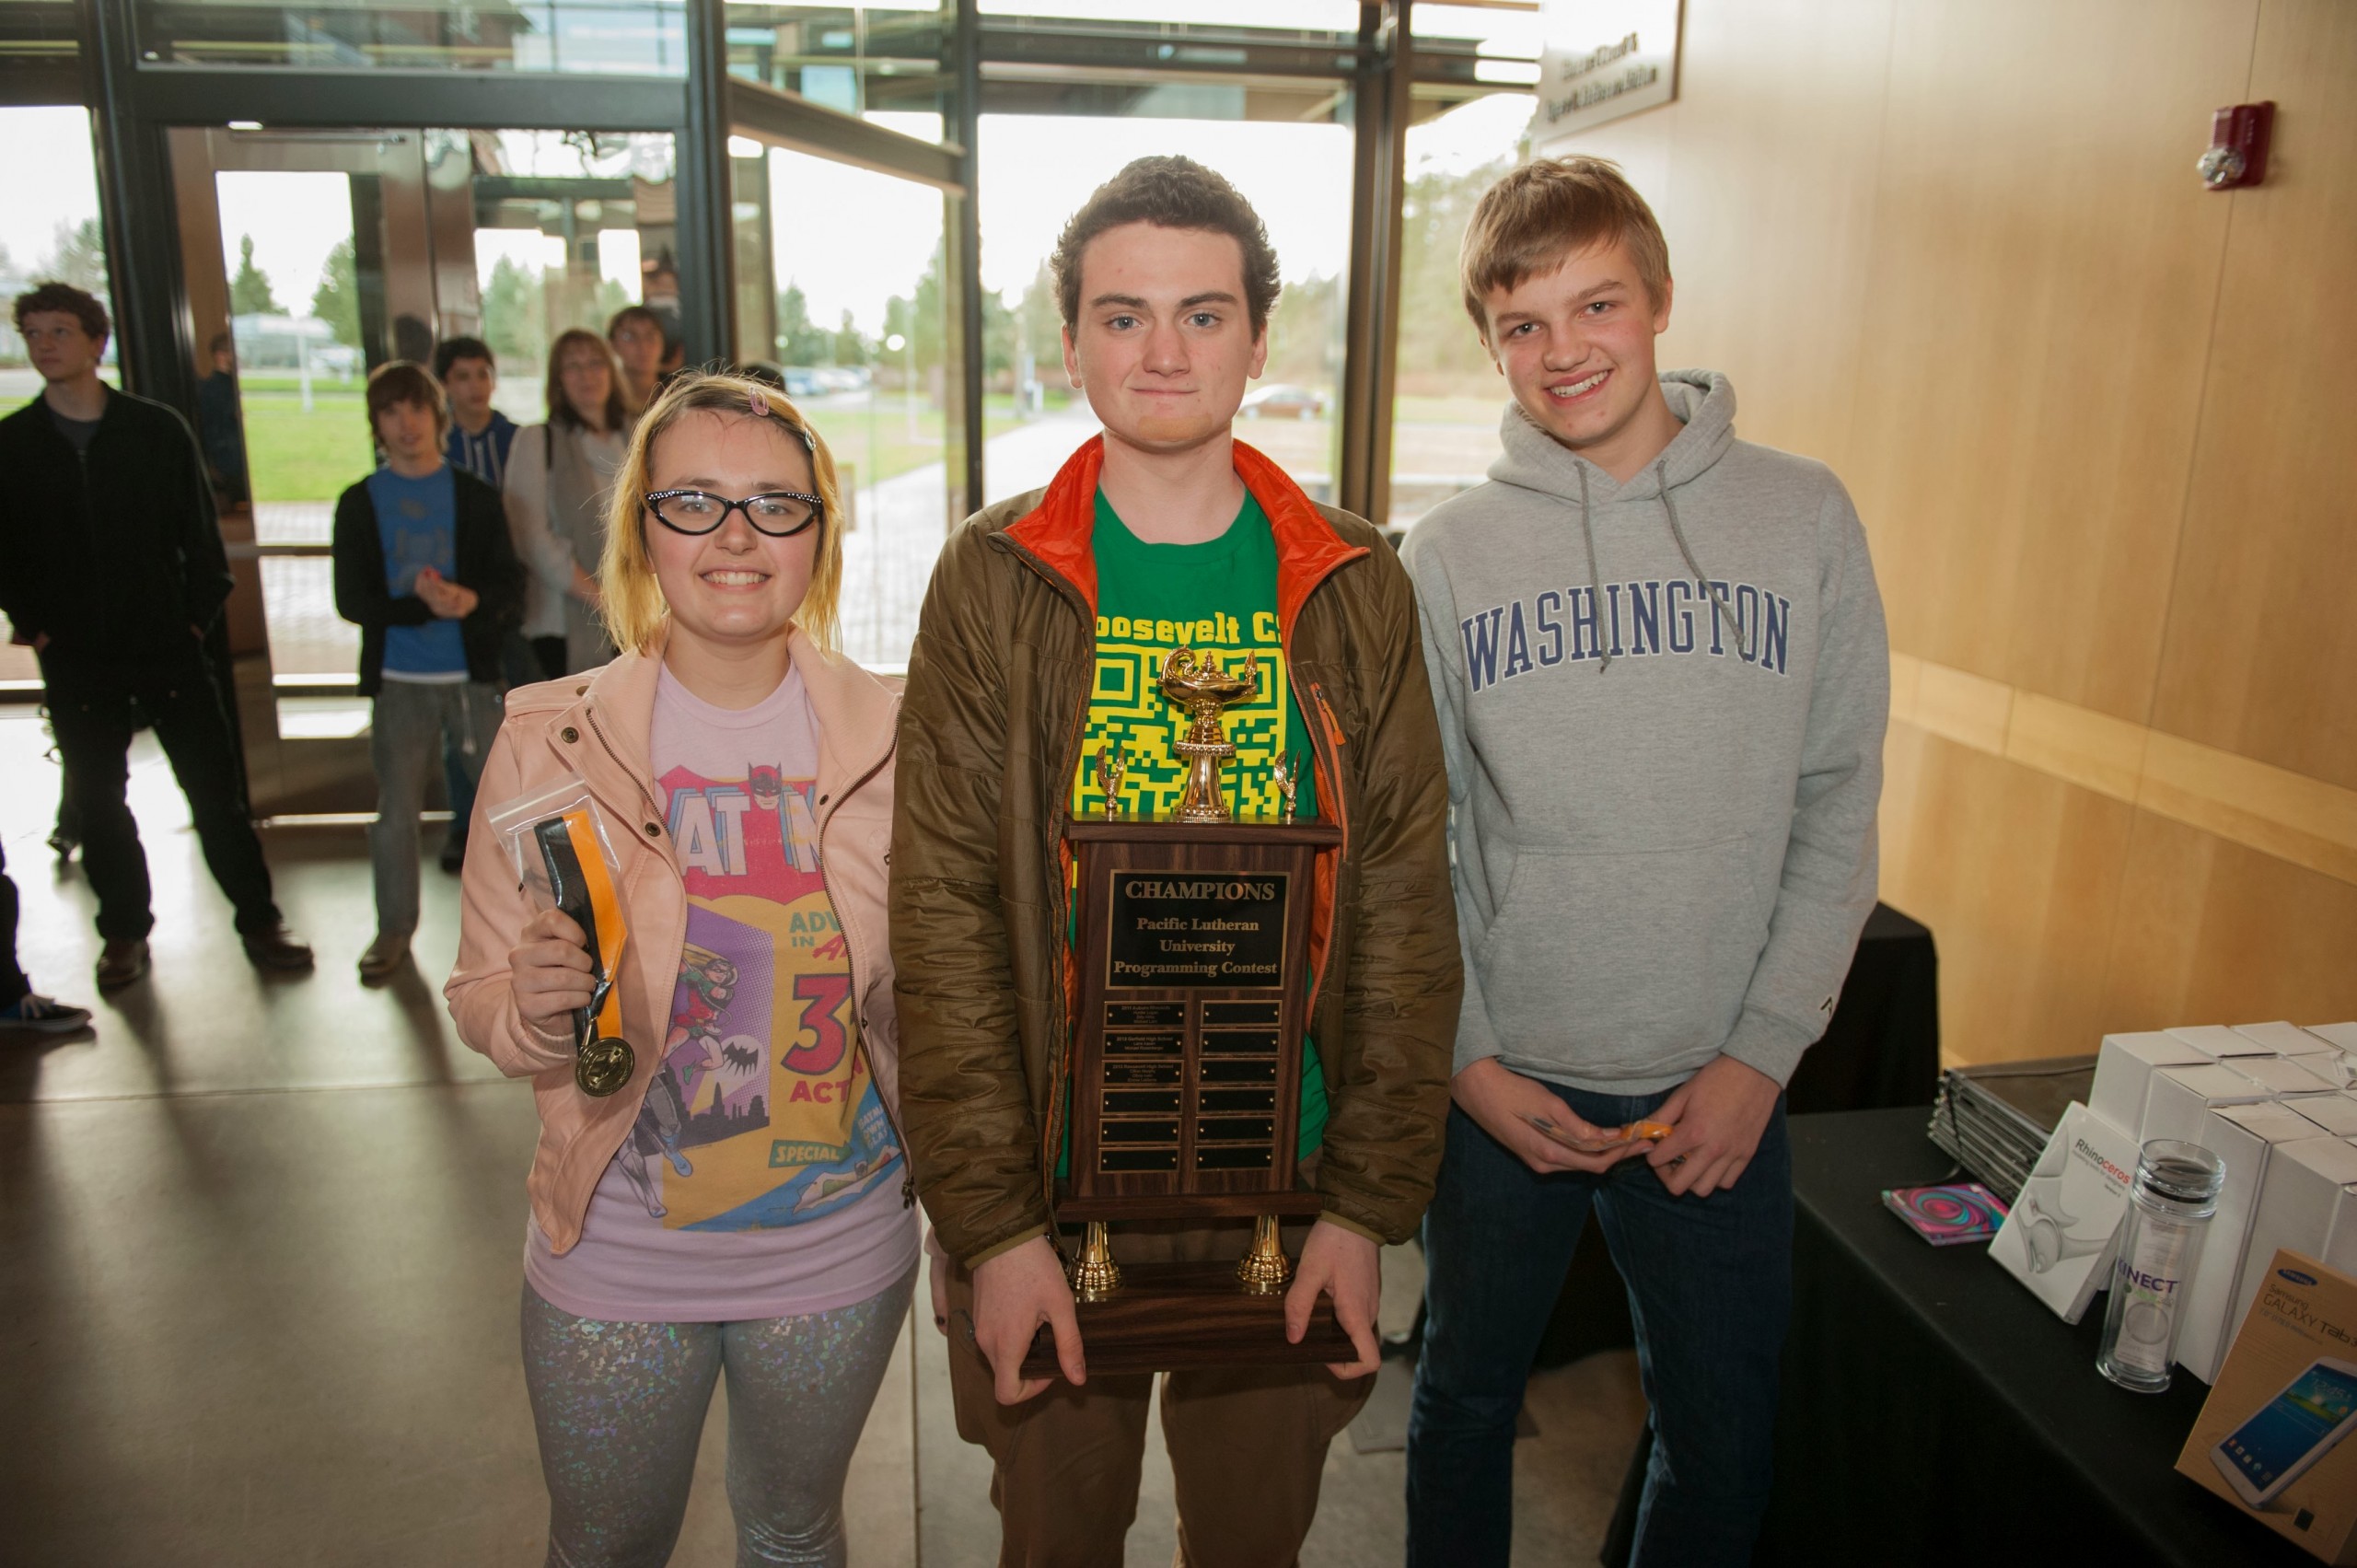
[1023,647,1353,1377]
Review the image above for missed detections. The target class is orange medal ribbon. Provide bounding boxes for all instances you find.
[534,808,635,1098]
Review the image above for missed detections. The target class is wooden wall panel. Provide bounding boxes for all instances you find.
[2151,0,2357,790]
[1649,0,1895,478]
[1879,729,2139,1063]
[2099,810,2357,1029]
[1841,0,2255,723]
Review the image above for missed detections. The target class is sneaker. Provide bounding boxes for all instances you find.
[0,993,93,1034]
[47,830,76,863]
[438,833,468,874]
[357,934,410,983]
[95,938,150,990]
[241,923,316,972]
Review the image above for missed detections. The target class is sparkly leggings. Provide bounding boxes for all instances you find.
[521,1268,914,1568]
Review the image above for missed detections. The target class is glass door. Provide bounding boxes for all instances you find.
[170,124,680,814]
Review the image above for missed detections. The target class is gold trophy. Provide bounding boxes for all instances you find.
[1159,646,1260,824]
[1028,642,1347,1377]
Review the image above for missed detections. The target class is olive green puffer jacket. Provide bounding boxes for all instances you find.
[889,436,1461,1266]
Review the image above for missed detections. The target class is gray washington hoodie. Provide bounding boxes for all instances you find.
[1401,369,1888,1095]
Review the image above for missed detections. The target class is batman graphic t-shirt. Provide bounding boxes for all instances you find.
[525,663,917,1323]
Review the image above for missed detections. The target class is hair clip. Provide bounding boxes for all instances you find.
[745,384,816,452]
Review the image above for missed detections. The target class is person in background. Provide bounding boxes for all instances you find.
[431,334,521,871]
[504,328,630,679]
[1399,157,1889,1567]
[448,374,914,1567]
[890,157,1460,1563]
[195,331,248,507]
[0,842,91,1035]
[332,361,521,981]
[608,305,668,416]
[0,282,312,989]
[435,335,517,492]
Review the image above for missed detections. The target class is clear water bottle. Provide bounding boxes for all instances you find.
[2096,1138,2225,1392]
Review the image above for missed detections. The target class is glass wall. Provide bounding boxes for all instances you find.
[0,106,116,685]
[133,0,688,72]
[749,144,948,668]
[1386,89,1534,530]
[722,1,947,142]
[976,110,1356,507]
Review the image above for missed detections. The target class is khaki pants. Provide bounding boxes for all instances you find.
[945,1214,1375,1568]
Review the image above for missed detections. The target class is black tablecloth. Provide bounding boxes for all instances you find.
[1537,902,1941,1368]
[1748,1108,2311,1567]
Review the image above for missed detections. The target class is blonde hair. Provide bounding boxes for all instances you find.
[1459,156,1671,335]
[597,372,846,656]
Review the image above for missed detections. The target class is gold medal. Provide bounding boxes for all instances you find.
[575,1034,636,1097]
[534,807,638,1102]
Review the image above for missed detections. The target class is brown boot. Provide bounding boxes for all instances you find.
[95,938,150,990]
[240,923,316,972]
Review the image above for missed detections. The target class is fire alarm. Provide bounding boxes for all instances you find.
[2199,101,2274,190]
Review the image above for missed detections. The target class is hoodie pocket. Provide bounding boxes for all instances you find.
[1474,834,1769,1074]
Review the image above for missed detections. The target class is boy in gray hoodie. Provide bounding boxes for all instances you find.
[1399,157,1887,1565]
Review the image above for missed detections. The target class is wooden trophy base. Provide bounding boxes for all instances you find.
[1019,1260,1357,1378]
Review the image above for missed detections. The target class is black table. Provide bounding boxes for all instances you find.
[1538,902,1941,1369]
[1746,1108,2311,1566]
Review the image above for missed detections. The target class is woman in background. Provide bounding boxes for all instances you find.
[504,327,631,678]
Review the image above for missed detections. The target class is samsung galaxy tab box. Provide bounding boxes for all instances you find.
[2092,1031,2210,1137]
[2177,1106,2340,1384]
[1989,1102,2136,1323]
[2309,1023,2357,1054]
[2177,1250,2357,1563]
[2237,1021,2335,1056]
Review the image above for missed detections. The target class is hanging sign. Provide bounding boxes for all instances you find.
[1531,0,1682,147]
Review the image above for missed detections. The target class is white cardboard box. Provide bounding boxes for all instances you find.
[2292,1096,2357,1139]
[1989,1102,2137,1325]
[2091,1030,2210,1137]
[2234,1020,2334,1055]
[2144,1063,2279,1146]
[2239,1056,2343,1097]
[2169,1025,2277,1060]
[2224,1138,2357,1385]
[2177,1104,2338,1384]
[2306,1022,2357,1053]
[2294,1051,2357,1090]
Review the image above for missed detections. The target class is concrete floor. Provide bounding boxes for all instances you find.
[0,706,1643,1565]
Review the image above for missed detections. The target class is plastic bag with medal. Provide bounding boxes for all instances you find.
[485,776,637,1098]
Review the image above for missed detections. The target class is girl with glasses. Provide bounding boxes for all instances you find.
[449,374,915,1568]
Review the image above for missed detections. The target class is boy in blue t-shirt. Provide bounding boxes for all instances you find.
[331,362,522,981]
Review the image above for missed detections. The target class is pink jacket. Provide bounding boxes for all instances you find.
[446,626,905,1254]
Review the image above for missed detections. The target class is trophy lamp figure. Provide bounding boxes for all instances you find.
[1271,751,1298,826]
[1095,743,1127,822]
[1158,645,1260,824]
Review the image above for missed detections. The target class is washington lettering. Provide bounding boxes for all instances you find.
[1457,577,1794,693]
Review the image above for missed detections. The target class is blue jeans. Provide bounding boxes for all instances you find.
[1407,1081,1793,1568]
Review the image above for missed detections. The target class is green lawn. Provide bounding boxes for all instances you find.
[238,389,375,504]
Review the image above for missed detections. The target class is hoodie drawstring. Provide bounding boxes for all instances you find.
[1656,458,1741,656]
[1577,465,1612,674]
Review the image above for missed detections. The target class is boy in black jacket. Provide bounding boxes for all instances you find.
[331,361,521,981]
[0,283,311,988]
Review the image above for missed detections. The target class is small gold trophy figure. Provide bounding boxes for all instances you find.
[1094,743,1127,822]
[1158,646,1260,824]
[1271,751,1298,827]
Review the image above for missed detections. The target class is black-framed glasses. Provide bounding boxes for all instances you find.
[645,488,823,538]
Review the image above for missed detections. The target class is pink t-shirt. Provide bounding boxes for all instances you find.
[525,662,919,1323]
